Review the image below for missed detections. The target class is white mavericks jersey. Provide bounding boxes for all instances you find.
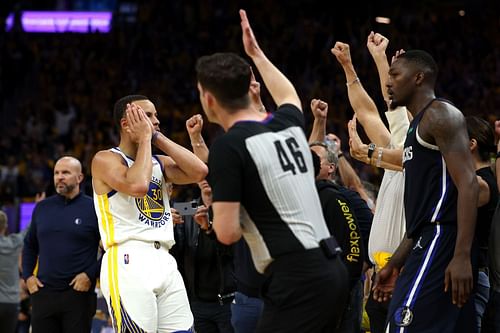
[93,148,174,251]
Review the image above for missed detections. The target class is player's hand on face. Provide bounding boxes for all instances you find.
[186,114,204,136]
[310,99,328,119]
[125,103,153,143]
[171,208,184,225]
[331,41,352,67]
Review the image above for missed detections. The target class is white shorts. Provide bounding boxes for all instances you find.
[100,240,193,332]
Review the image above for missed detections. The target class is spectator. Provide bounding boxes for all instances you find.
[0,210,26,333]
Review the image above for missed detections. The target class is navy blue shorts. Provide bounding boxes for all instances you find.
[386,224,476,333]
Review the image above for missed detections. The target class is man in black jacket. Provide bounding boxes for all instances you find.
[311,143,366,333]
[22,156,100,333]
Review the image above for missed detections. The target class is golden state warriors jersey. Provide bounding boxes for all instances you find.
[93,148,174,250]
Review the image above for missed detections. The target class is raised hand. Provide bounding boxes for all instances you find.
[186,114,204,137]
[367,31,389,57]
[35,192,46,203]
[310,99,328,120]
[331,41,352,67]
[391,49,406,65]
[240,9,263,59]
[198,180,213,207]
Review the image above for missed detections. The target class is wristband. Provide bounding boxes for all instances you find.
[337,152,344,159]
[376,147,383,167]
[346,77,360,86]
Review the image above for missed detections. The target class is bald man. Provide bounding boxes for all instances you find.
[22,156,100,333]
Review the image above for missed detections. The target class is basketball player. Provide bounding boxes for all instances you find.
[195,10,348,332]
[91,96,208,332]
[374,50,479,332]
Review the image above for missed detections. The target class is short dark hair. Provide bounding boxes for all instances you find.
[113,95,149,130]
[399,50,438,85]
[466,116,496,162]
[196,53,251,111]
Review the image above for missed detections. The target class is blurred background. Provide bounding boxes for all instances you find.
[0,0,499,233]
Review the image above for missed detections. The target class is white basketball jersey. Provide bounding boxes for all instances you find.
[93,148,174,250]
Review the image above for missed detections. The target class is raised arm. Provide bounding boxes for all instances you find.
[154,133,208,185]
[92,104,153,197]
[240,9,301,110]
[308,99,328,143]
[366,31,391,106]
[331,41,390,146]
[425,104,478,307]
[186,114,209,163]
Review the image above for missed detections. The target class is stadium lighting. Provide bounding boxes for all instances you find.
[5,11,112,33]
[375,16,391,24]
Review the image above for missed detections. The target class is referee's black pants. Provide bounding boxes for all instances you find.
[257,248,349,333]
[31,288,96,333]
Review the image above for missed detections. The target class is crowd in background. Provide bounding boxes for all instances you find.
[0,0,499,214]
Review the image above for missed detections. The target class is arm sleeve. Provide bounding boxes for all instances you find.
[84,256,102,280]
[22,209,39,280]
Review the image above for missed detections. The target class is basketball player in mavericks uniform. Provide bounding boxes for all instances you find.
[373,50,478,332]
[91,96,208,332]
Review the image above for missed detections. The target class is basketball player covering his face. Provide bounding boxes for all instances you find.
[91,96,207,332]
